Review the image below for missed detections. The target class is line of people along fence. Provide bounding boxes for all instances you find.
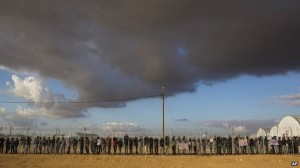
[0,134,299,155]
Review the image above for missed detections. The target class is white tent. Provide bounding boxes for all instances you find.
[256,128,270,137]
[269,125,279,137]
[277,115,300,137]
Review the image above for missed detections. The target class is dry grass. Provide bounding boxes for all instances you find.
[0,154,299,168]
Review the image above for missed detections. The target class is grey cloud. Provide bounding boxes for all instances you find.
[276,93,300,106]
[0,0,300,118]
[0,107,39,128]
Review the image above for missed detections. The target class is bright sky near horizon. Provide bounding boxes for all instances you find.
[0,0,300,135]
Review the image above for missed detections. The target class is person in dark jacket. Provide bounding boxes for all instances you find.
[129,137,133,155]
[117,138,123,155]
[154,137,159,155]
[159,138,164,155]
[0,137,4,153]
[5,138,10,154]
[134,137,138,154]
[149,137,154,154]
[112,137,118,155]
[124,135,129,155]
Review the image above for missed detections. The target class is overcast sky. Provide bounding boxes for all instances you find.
[0,0,300,136]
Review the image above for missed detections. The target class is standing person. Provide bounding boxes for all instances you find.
[0,137,4,153]
[201,138,206,155]
[138,136,143,155]
[38,137,43,154]
[144,136,149,155]
[79,137,84,154]
[154,137,159,155]
[278,137,282,154]
[72,138,78,154]
[249,138,255,154]
[129,137,133,155]
[176,136,181,154]
[171,136,176,155]
[51,137,55,154]
[33,137,39,154]
[15,138,19,154]
[192,137,197,155]
[124,134,129,155]
[222,137,227,155]
[188,138,192,154]
[90,138,96,154]
[20,137,25,154]
[85,137,90,154]
[234,137,239,154]
[10,138,15,154]
[92,138,97,154]
[209,136,214,155]
[24,137,30,154]
[5,138,10,153]
[66,138,71,154]
[238,137,243,154]
[117,138,123,155]
[46,137,51,154]
[274,137,279,154]
[55,137,60,154]
[60,137,66,154]
[245,137,250,154]
[216,136,222,155]
[282,137,287,154]
[165,136,170,155]
[227,136,232,155]
[257,137,263,154]
[197,138,201,155]
[264,136,269,154]
[96,137,101,154]
[41,137,46,154]
[113,137,118,155]
[159,137,164,155]
[149,137,154,155]
[101,138,106,154]
[133,137,138,154]
[106,137,112,154]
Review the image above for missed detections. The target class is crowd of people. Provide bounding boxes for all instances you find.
[0,135,299,155]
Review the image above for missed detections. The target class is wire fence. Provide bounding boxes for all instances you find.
[0,125,299,155]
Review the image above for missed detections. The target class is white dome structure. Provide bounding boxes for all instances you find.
[278,115,300,137]
[269,125,279,137]
[256,128,270,137]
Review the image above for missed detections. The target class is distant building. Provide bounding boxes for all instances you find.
[256,128,270,137]
[256,115,300,138]
[269,125,278,137]
[277,115,300,137]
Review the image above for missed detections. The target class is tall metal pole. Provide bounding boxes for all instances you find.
[161,87,165,140]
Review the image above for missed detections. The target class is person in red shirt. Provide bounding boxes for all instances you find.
[112,137,118,155]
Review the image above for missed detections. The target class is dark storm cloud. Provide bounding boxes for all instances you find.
[0,0,300,118]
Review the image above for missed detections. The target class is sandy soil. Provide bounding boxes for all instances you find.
[0,154,299,168]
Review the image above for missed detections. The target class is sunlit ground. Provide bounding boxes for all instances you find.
[0,154,299,168]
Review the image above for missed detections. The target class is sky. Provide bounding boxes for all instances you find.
[0,0,300,136]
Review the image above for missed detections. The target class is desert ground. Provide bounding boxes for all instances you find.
[0,154,299,168]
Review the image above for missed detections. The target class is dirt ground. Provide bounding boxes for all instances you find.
[0,154,299,168]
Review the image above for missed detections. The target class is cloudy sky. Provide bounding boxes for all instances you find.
[0,0,300,135]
